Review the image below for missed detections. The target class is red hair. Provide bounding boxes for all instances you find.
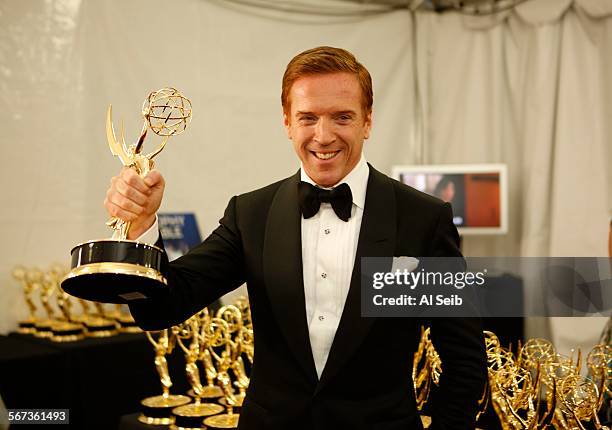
[281,46,373,114]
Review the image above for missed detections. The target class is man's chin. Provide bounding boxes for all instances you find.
[304,164,344,187]
[310,174,340,188]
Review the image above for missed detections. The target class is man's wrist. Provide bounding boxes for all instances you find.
[134,215,160,245]
[127,215,157,240]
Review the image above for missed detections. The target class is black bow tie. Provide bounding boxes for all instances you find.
[298,181,353,222]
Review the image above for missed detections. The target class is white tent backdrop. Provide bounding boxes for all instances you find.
[414,0,612,351]
[1,0,610,349]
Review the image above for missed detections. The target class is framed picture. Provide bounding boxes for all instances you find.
[391,164,508,235]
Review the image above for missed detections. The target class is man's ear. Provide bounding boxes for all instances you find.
[283,111,292,139]
[363,110,372,140]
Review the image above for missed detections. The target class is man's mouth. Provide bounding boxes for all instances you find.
[312,150,340,160]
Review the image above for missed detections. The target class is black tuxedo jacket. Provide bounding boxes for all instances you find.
[129,165,487,430]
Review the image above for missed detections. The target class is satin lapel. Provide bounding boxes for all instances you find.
[263,171,318,384]
[315,166,397,393]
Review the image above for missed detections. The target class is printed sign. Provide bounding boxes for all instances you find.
[158,213,202,261]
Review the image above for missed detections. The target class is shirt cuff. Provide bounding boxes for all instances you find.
[110,215,159,245]
[138,215,160,245]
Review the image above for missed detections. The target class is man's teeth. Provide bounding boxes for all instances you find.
[314,151,339,160]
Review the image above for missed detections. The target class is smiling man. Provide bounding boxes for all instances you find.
[106,46,487,430]
[282,61,371,188]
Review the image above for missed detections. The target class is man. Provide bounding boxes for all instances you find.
[105,46,487,429]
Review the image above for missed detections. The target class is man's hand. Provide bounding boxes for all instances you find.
[104,167,165,239]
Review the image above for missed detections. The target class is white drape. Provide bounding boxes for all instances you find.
[0,0,610,346]
[414,1,612,350]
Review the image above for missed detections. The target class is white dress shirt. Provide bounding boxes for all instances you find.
[136,154,369,378]
[300,155,368,377]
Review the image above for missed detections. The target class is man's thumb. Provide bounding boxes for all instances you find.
[144,170,164,188]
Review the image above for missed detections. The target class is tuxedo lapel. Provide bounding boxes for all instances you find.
[263,171,318,384]
[316,166,397,393]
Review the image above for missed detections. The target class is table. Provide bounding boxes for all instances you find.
[0,332,189,430]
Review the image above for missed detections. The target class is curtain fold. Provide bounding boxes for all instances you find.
[414,4,611,346]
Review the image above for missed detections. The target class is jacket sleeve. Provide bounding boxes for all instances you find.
[128,196,246,330]
[426,203,488,430]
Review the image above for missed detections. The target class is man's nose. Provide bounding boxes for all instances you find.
[314,118,336,145]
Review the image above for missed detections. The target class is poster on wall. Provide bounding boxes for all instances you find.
[158,213,202,261]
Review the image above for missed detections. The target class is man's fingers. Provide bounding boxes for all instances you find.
[104,199,140,222]
[105,167,164,230]
[144,170,164,188]
[115,178,149,206]
[120,168,151,194]
[106,189,144,216]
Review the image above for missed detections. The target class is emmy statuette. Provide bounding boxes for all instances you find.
[12,265,39,334]
[46,265,85,342]
[61,88,192,304]
[139,329,191,425]
[203,318,241,430]
[170,313,224,430]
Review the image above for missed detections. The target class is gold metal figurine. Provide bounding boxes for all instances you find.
[194,308,225,399]
[46,265,85,342]
[413,326,441,412]
[105,88,192,239]
[170,313,224,429]
[61,88,192,304]
[139,329,191,426]
[12,265,39,334]
[203,317,241,429]
[481,331,611,430]
[106,304,141,333]
[219,305,250,405]
[25,268,55,338]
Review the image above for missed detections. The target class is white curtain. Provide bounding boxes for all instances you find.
[0,0,610,345]
[414,0,612,349]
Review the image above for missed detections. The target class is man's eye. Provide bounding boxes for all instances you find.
[337,115,352,122]
[299,116,317,123]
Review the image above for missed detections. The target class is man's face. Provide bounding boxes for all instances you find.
[284,72,372,187]
[439,182,455,203]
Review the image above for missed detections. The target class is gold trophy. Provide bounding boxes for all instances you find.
[51,290,85,342]
[186,308,224,400]
[587,345,611,415]
[237,325,254,374]
[412,329,610,429]
[18,267,55,338]
[485,333,612,429]
[66,296,116,336]
[413,326,442,422]
[139,329,191,425]
[559,374,608,430]
[485,335,557,429]
[34,269,62,338]
[61,88,192,304]
[83,314,119,338]
[171,313,224,429]
[203,317,241,430]
[105,304,141,333]
[234,296,252,329]
[45,265,86,342]
[92,302,110,318]
[12,265,39,334]
[218,305,250,407]
[71,298,95,324]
